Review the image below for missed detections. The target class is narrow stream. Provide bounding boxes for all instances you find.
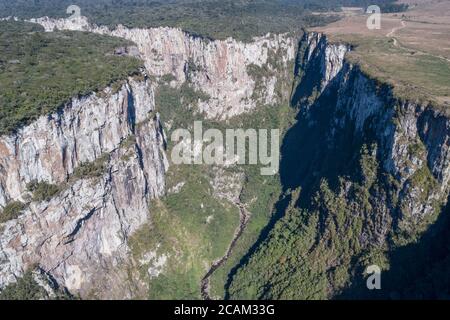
[200,202,251,300]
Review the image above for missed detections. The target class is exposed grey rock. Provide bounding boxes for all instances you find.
[0,77,158,207]
[31,267,61,299]
[1,16,449,300]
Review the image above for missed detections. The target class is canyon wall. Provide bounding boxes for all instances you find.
[0,76,168,298]
[0,16,297,298]
[290,32,450,228]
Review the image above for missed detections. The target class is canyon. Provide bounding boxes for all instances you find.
[0,14,449,299]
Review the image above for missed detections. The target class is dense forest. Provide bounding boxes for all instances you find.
[0,0,408,41]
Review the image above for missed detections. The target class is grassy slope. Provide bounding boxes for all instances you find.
[208,103,296,298]
[128,80,240,299]
[130,165,240,300]
[227,144,392,299]
[0,21,142,135]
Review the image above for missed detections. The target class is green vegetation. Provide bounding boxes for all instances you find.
[72,153,110,180]
[227,143,393,299]
[228,41,447,297]
[0,201,27,223]
[0,270,48,300]
[160,74,177,84]
[1,1,422,300]
[247,46,294,103]
[155,83,210,134]
[209,103,296,298]
[129,79,239,299]
[118,135,138,162]
[394,164,441,246]
[0,0,349,41]
[0,1,408,41]
[0,20,143,135]
[26,154,110,203]
[130,165,240,299]
[1,155,110,220]
[126,55,297,298]
[227,73,446,299]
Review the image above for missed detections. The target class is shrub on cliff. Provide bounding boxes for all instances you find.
[0,21,143,136]
[0,201,27,223]
[0,270,47,300]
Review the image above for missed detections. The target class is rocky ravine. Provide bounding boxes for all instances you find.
[228,32,450,299]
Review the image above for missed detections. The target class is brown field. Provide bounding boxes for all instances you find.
[312,0,450,107]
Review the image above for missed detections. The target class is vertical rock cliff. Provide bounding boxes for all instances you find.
[228,32,450,299]
[0,76,168,299]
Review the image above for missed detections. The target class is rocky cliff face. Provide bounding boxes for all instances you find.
[313,34,449,232]
[0,77,165,206]
[228,32,450,299]
[30,16,296,120]
[2,16,449,299]
[0,76,168,299]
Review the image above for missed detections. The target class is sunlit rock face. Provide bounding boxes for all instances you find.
[31,16,296,120]
[0,15,297,299]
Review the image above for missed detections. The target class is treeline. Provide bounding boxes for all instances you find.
[0,0,406,41]
[0,20,142,135]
